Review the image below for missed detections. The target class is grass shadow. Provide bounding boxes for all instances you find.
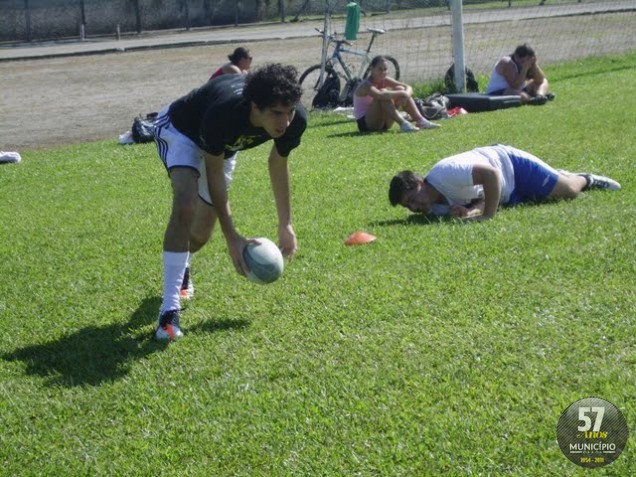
[307,117,355,129]
[371,213,448,227]
[1,297,248,387]
[2,297,164,387]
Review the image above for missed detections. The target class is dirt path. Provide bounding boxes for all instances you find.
[1,2,633,151]
[1,37,325,150]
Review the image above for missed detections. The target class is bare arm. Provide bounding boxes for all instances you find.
[204,152,249,275]
[497,57,533,90]
[268,145,297,258]
[528,61,546,84]
[384,77,413,95]
[363,79,411,102]
[449,199,485,219]
[222,63,243,75]
[469,164,502,221]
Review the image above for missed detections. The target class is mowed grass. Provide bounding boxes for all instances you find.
[0,51,634,476]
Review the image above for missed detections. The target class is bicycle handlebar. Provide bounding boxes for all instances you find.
[314,27,386,45]
[314,28,352,46]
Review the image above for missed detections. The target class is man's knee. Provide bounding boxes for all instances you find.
[189,201,217,250]
[169,168,199,222]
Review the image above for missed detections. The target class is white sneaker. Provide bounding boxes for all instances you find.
[417,119,441,129]
[581,173,621,191]
[400,122,419,133]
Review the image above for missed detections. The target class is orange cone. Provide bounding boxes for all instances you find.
[344,231,376,246]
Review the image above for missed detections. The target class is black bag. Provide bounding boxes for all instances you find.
[415,92,450,120]
[444,64,479,93]
[312,73,341,109]
[339,77,362,107]
[131,112,158,143]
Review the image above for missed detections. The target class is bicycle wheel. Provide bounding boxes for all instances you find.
[363,55,400,81]
[298,64,337,110]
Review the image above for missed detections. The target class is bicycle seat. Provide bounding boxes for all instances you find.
[367,28,386,35]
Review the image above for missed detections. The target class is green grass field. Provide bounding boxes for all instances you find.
[1,51,634,476]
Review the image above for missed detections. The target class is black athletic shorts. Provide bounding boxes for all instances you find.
[357,116,370,133]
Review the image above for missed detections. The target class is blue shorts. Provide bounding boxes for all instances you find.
[504,146,559,205]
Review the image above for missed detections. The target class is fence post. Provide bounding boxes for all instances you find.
[318,0,331,89]
[24,0,32,42]
[279,0,286,22]
[134,0,142,34]
[450,0,466,93]
[79,0,86,39]
[184,0,191,30]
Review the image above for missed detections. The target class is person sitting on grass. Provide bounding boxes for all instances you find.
[486,43,554,105]
[388,144,620,221]
[353,55,440,133]
[209,47,253,80]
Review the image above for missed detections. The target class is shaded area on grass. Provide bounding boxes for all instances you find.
[1,296,250,387]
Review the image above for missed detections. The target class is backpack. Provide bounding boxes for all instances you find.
[444,64,479,93]
[415,92,450,120]
[339,77,362,107]
[312,73,341,109]
[131,112,158,143]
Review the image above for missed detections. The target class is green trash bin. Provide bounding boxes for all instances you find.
[345,2,360,41]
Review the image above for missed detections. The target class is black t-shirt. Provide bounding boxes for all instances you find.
[168,75,307,158]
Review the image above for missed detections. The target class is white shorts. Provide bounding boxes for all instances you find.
[154,107,237,205]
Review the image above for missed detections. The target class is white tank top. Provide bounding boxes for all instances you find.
[486,57,518,94]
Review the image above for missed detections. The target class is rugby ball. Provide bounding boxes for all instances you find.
[242,238,284,284]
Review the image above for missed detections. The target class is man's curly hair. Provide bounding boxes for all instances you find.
[243,63,302,110]
[388,171,421,206]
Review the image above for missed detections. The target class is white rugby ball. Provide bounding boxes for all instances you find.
[242,238,284,284]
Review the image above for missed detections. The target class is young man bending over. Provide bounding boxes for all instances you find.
[153,64,306,340]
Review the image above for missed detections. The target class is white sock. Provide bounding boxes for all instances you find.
[161,251,189,313]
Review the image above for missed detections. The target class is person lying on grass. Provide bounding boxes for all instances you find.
[353,55,440,133]
[388,144,620,221]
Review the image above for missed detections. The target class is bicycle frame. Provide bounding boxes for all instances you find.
[331,43,369,80]
[298,27,400,109]
[323,28,385,82]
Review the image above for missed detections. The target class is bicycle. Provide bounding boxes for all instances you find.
[298,27,401,110]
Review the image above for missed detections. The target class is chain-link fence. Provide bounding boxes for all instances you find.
[1,0,545,44]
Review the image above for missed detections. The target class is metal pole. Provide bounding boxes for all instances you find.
[184,0,191,31]
[79,0,86,40]
[135,0,142,34]
[279,0,286,22]
[318,0,331,88]
[450,0,466,93]
[24,0,32,42]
